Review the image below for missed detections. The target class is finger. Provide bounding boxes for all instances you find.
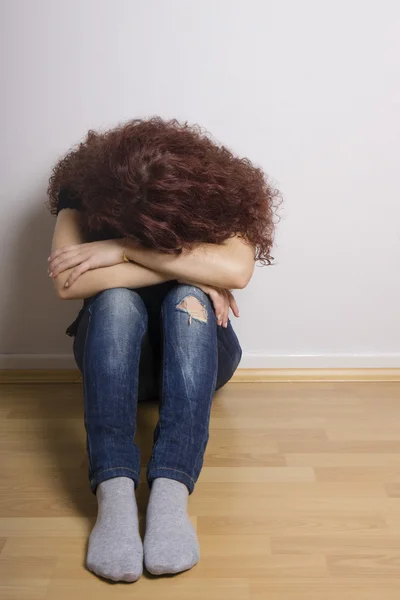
[48,248,67,262]
[49,253,86,277]
[218,301,227,327]
[48,248,83,271]
[222,301,229,328]
[48,245,80,262]
[64,260,92,288]
[211,302,222,324]
[228,292,240,318]
[219,290,229,327]
[48,251,73,271]
[209,292,223,325]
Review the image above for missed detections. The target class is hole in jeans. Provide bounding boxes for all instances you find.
[176,295,208,325]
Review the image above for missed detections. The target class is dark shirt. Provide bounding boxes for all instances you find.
[56,188,81,214]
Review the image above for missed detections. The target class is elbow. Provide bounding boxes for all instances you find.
[53,276,71,300]
[231,273,251,290]
[229,263,254,290]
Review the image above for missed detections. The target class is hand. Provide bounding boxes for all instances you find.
[48,239,125,288]
[178,279,239,327]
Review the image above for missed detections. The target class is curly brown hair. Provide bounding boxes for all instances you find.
[48,118,280,264]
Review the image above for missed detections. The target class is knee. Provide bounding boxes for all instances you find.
[164,284,211,324]
[90,288,147,327]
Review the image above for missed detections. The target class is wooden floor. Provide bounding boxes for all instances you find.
[1,382,400,599]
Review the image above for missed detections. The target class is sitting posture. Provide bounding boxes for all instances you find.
[47,118,278,581]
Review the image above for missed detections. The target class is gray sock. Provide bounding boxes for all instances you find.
[86,477,143,582]
[144,477,200,575]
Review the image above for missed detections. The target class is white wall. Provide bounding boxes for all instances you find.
[1,0,399,369]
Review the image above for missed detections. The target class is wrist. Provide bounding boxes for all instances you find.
[123,238,141,263]
[120,238,130,263]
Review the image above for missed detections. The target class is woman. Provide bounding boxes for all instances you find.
[47,118,278,582]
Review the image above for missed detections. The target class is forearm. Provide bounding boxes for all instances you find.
[55,262,170,300]
[51,209,170,299]
[125,236,254,289]
[50,210,252,298]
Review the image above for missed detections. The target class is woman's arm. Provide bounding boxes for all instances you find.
[51,210,170,300]
[125,236,255,290]
[50,211,255,293]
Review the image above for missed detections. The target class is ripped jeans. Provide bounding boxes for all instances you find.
[73,282,242,493]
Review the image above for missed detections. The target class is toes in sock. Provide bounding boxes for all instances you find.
[86,477,143,582]
[144,477,200,575]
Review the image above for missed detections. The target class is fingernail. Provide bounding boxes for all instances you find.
[64,281,69,288]
[48,272,53,277]
[224,322,228,328]
[47,257,51,262]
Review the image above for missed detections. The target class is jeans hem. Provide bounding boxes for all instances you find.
[147,467,195,494]
[90,467,140,493]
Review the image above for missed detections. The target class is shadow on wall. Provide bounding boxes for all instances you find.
[0,194,78,364]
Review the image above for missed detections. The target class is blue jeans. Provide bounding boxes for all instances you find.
[73,282,242,494]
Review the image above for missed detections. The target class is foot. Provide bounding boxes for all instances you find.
[86,477,143,582]
[144,478,200,575]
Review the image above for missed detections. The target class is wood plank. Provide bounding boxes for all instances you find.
[250,578,400,599]
[286,453,400,467]
[327,553,400,577]
[272,535,400,555]
[198,466,316,483]
[45,578,250,600]
[0,370,81,384]
[198,513,388,536]
[1,380,400,599]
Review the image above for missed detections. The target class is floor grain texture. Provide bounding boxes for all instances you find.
[1,381,400,599]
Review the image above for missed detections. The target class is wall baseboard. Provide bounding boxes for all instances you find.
[1,353,399,383]
[1,368,400,384]
[233,368,400,382]
[0,354,76,370]
[0,369,82,384]
[1,352,399,370]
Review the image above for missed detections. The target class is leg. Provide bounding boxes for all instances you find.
[144,284,218,575]
[148,283,218,490]
[73,288,148,582]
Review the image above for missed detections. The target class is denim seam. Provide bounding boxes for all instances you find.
[149,302,167,460]
[169,292,200,447]
[148,466,196,485]
[191,313,218,472]
[82,306,94,479]
[94,466,140,478]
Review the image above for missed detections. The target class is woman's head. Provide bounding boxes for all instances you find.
[48,118,280,264]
